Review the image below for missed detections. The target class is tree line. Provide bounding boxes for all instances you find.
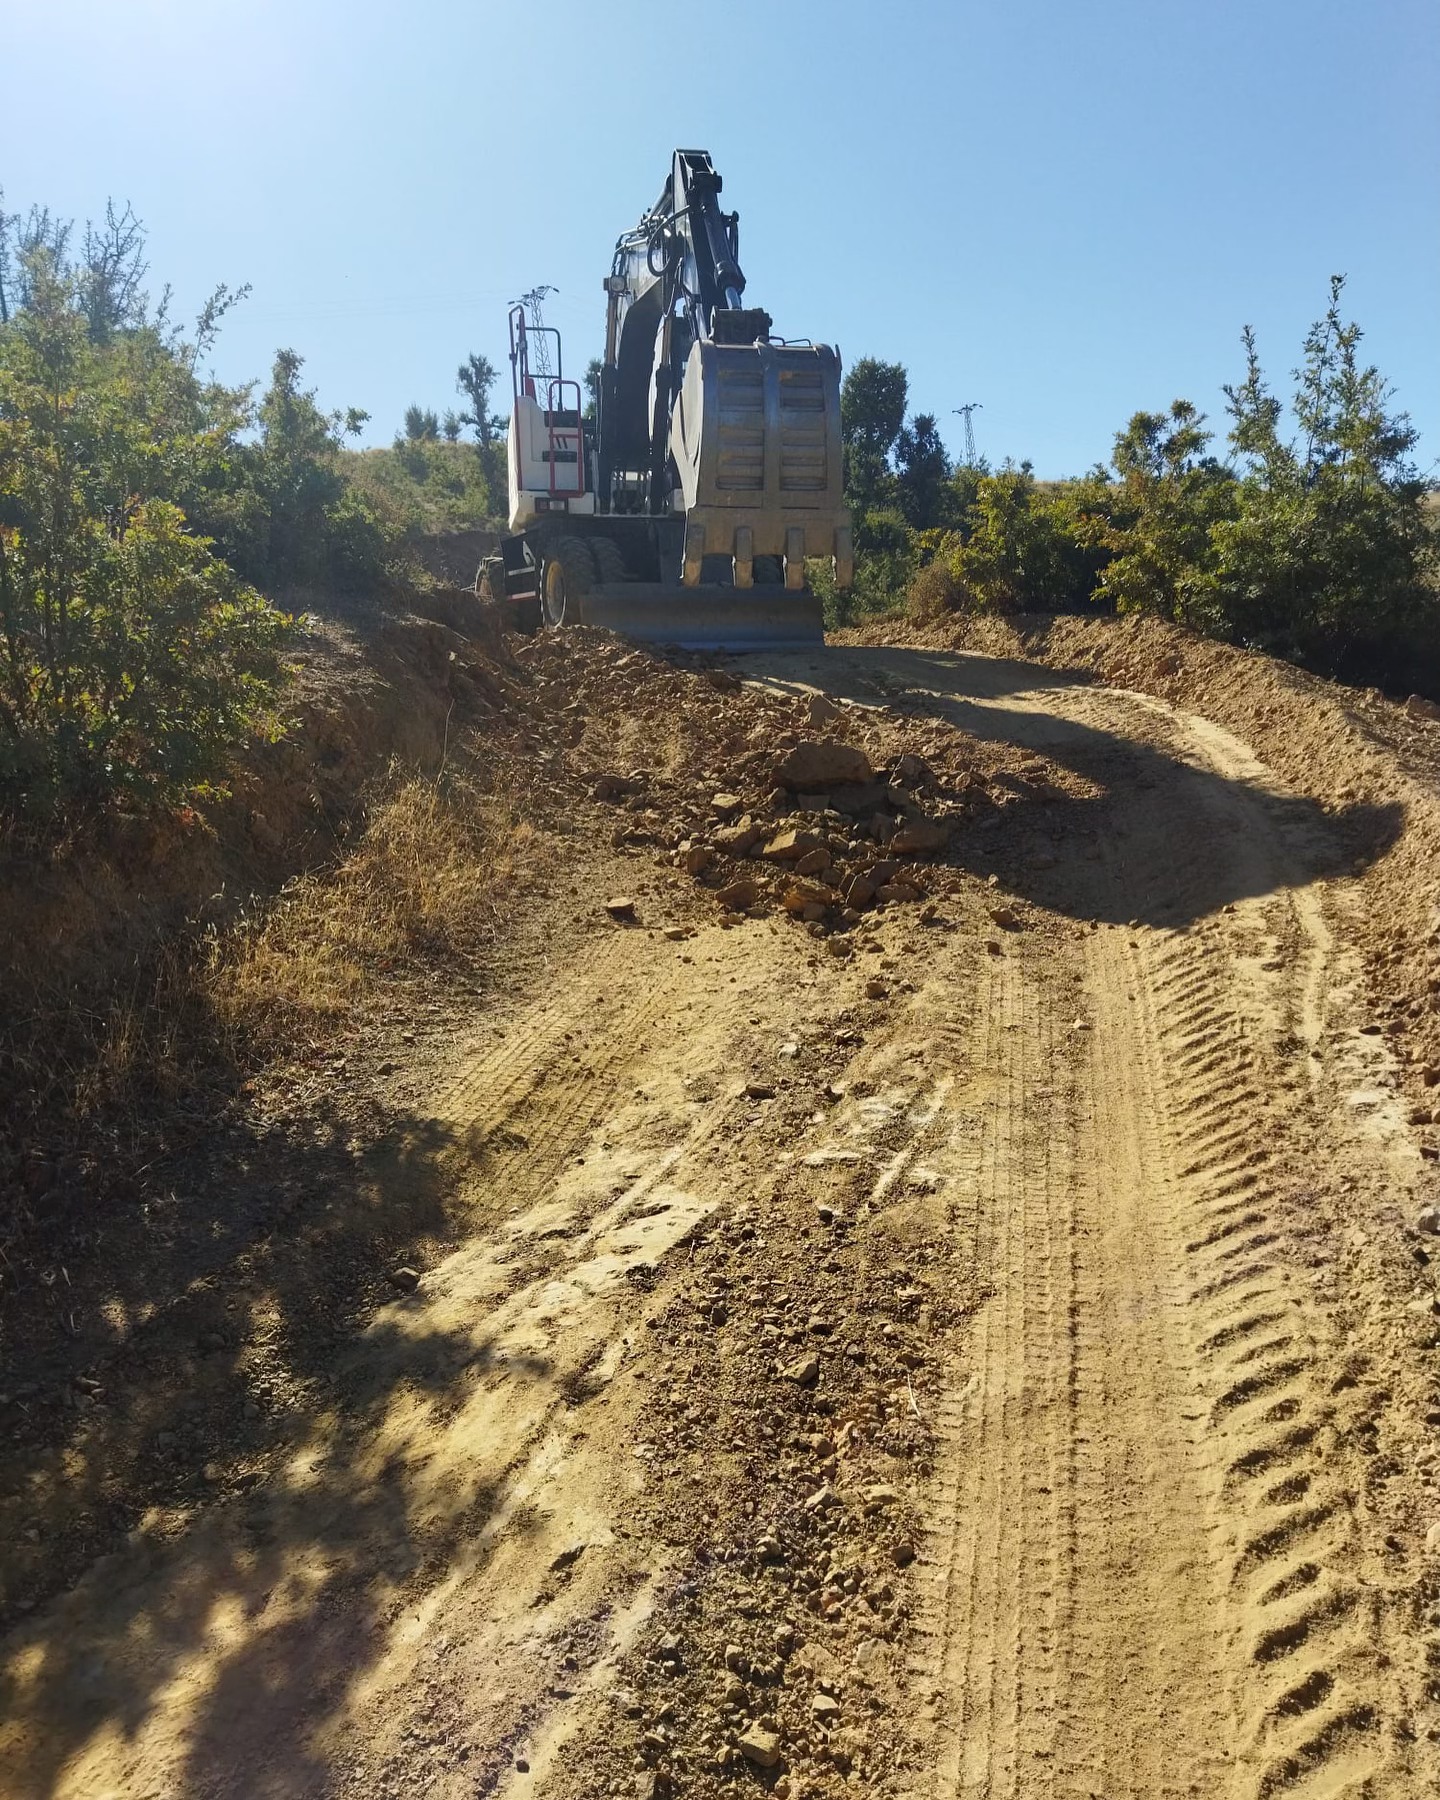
[829,280,1438,693]
[0,194,507,824]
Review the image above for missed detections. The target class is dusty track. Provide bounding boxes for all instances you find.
[3,642,1437,1799]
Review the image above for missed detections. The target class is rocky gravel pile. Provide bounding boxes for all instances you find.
[516,628,1083,945]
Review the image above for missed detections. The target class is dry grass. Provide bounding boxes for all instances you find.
[212,763,537,1055]
[2,755,540,1200]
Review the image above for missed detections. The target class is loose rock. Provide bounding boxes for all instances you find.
[778,739,872,789]
[737,1725,782,1769]
[890,818,950,855]
[717,877,760,911]
[763,829,827,863]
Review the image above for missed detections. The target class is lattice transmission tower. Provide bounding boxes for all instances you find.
[952,402,983,465]
[514,285,558,379]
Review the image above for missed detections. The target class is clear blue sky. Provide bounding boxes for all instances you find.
[6,0,1437,477]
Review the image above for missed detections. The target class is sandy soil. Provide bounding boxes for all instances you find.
[4,634,1439,1800]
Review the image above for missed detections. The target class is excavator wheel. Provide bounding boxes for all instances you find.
[589,537,628,585]
[541,536,595,627]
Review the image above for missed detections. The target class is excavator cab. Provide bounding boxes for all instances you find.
[496,150,850,653]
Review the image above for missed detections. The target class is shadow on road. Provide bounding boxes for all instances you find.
[754,646,1402,929]
[0,1084,559,1798]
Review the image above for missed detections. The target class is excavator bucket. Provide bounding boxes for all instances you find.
[669,338,852,592]
[567,336,844,651]
[579,580,825,653]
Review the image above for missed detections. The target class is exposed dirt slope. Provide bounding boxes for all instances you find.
[4,630,1440,1800]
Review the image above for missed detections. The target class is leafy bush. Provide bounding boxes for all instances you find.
[0,225,294,820]
[1209,280,1438,685]
[1087,401,1238,627]
[205,349,390,594]
[343,438,503,540]
[903,468,1106,618]
[1082,281,1439,685]
[849,281,1437,690]
[906,558,964,621]
[950,466,1096,612]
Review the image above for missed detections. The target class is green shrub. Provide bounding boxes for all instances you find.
[0,243,294,820]
[906,557,964,621]
[1210,281,1439,685]
[340,439,503,541]
[1085,282,1440,686]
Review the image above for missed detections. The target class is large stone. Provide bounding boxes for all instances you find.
[825,779,892,818]
[714,815,766,855]
[782,879,842,916]
[807,693,841,725]
[843,874,876,907]
[762,829,827,862]
[777,739,873,789]
[1406,694,1440,722]
[737,1726,782,1769]
[890,817,950,855]
[717,877,760,911]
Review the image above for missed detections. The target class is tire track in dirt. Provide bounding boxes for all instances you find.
[910,918,1235,1797]
[0,930,757,1800]
[1089,692,1416,1799]
[875,656,1423,1800]
[1112,917,1395,1800]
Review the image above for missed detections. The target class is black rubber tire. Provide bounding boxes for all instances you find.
[589,536,628,585]
[752,554,784,584]
[541,536,595,627]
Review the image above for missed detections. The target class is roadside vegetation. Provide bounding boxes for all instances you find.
[824,278,1439,696]
[6,191,1433,835]
[0,194,505,827]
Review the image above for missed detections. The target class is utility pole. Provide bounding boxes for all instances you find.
[514,285,558,379]
[952,402,982,466]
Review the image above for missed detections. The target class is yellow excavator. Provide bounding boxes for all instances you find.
[490,149,850,652]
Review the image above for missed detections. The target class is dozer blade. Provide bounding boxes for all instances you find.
[580,582,825,654]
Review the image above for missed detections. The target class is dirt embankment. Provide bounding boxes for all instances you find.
[0,589,522,1281]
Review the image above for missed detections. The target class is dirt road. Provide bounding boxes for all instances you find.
[4,642,1438,1799]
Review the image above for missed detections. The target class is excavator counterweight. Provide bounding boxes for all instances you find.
[491,150,849,652]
